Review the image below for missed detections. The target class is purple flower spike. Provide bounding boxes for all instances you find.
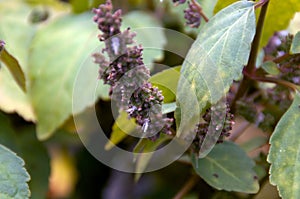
[93,0,173,140]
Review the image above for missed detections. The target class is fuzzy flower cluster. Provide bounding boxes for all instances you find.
[172,0,202,28]
[184,1,202,28]
[191,103,234,154]
[93,0,173,139]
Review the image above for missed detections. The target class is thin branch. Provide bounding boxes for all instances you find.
[191,0,209,22]
[230,0,270,112]
[247,74,299,92]
[272,53,293,63]
[255,0,269,9]
[173,175,199,199]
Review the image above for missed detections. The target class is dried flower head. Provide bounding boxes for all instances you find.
[191,103,234,154]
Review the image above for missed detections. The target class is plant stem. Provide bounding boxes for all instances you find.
[173,175,199,199]
[191,0,209,22]
[247,74,299,91]
[230,0,270,112]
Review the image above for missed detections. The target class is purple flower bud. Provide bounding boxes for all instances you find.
[184,1,201,28]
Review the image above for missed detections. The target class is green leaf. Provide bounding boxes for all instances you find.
[290,31,300,54]
[162,102,177,114]
[134,134,171,181]
[192,141,259,193]
[105,111,137,150]
[149,66,181,103]
[0,1,36,121]
[267,92,300,199]
[261,0,300,48]
[261,61,280,75]
[28,13,108,140]
[0,144,30,199]
[240,137,268,153]
[0,47,26,92]
[176,1,256,137]
[15,129,50,199]
[122,11,167,68]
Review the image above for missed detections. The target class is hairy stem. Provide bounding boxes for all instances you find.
[191,0,209,22]
[230,0,270,112]
[173,175,199,199]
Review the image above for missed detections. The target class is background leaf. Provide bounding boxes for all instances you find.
[0,0,36,121]
[0,144,31,199]
[0,48,26,92]
[213,0,236,14]
[122,11,167,68]
[192,141,259,193]
[267,92,300,199]
[260,0,300,48]
[176,1,255,137]
[28,13,108,140]
[0,113,50,199]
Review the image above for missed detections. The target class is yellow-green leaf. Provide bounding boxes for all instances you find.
[105,112,137,150]
[0,47,26,92]
[261,0,300,48]
[214,0,236,13]
[0,1,36,121]
[149,66,181,103]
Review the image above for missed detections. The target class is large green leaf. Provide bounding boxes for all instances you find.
[0,113,50,199]
[0,144,31,199]
[28,13,109,140]
[0,1,36,121]
[122,11,167,67]
[267,92,300,199]
[176,1,255,137]
[192,141,259,193]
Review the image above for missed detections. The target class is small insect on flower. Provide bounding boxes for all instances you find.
[111,37,121,55]
[142,118,150,133]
